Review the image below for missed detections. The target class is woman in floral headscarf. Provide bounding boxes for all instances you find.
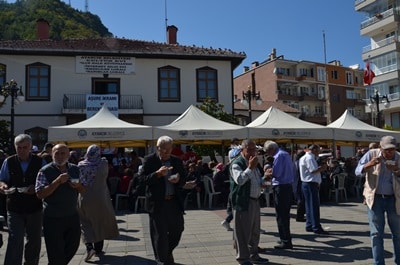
[77,144,119,262]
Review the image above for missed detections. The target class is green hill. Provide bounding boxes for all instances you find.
[0,0,112,40]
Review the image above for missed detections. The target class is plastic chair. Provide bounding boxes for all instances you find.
[202,175,221,209]
[261,187,273,207]
[330,173,348,202]
[184,190,201,209]
[107,177,120,197]
[134,183,148,213]
[353,175,364,199]
[115,179,134,211]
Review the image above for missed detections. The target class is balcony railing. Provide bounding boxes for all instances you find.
[63,94,143,110]
[361,8,395,29]
[354,0,366,6]
[362,35,397,53]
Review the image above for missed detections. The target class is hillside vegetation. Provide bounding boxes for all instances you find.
[0,0,112,40]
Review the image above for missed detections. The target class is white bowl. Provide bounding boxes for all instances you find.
[169,174,178,180]
[4,187,16,195]
[17,187,29,193]
[70,178,80,184]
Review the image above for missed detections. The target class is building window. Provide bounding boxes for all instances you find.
[196,67,218,101]
[276,67,290,76]
[92,78,120,94]
[346,71,353,85]
[299,68,308,76]
[331,70,338,80]
[0,64,6,86]
[26,63,50,100]
[315,106,323,115]
[346,90,356,99]
[391,112,400,129]
[317,67,326,82]
[158,66,180,102]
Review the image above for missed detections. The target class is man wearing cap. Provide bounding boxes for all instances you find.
[355,135,400,265]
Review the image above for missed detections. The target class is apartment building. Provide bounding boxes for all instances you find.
[356,0,400,128]
[233,48,366,125]
[0,20,245,148]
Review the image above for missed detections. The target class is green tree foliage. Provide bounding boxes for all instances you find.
[0,0,112,40]
[191,97,239,160]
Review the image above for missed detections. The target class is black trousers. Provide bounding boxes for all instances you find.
[273,184,293,243]
[43,214,81,265]
[149,199,184,264]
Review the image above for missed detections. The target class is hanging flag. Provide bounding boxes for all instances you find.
[363,60,375,85]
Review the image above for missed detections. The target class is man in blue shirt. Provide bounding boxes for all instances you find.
[263,140,295,249]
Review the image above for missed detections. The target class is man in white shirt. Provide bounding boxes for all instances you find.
[299,144,329,235]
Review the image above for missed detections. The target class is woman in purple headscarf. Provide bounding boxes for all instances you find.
[77,144,119,262]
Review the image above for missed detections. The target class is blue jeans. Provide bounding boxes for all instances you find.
[367,196,400,265]
[302,182,322,231]
[4,210,42,265]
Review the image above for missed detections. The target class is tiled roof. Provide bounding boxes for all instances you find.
[234,100,300,114]
[0,38,246,66]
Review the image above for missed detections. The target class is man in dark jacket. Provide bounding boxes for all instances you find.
[0,134,45,265]
[140,135,186,265]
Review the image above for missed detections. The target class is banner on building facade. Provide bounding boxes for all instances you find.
[76,56,135,74]
[86,94,119,118]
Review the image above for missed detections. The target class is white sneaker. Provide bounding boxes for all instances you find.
[85,249,96,262]
[221,220,233,231]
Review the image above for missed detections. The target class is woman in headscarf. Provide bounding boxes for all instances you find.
[77,144,119,262]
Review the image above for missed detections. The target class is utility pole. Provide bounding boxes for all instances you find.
[323,30,332,125]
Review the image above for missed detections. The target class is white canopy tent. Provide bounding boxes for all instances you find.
[328,110,400,144]
[153,105,248,144]
[247,106,333,143]
[48,105,153,148]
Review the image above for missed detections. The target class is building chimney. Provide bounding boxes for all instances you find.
[269,48,276,60]
[251,61,259,69]
[166,25,178,44]
[243,66,249,73]
[36,18,50,40]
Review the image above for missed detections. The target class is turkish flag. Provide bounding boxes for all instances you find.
[363,61,375,85]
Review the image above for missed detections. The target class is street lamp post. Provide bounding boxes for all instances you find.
[368,90,389,128]
[0,79,25,153]
[241,85,262,124]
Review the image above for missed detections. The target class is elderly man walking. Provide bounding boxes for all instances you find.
[355,136,400,265]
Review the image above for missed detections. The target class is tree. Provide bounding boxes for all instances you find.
[0,120,11,154]
[190,97,238,161]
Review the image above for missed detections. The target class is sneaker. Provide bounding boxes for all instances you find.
[221,220,233,231]
[250,255,269,264]
[274,241,293,249]
[95,250,105,256]
[314,229,329,235]
[85,249,96,262]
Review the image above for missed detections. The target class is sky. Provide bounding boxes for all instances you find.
[10,0,370,76]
